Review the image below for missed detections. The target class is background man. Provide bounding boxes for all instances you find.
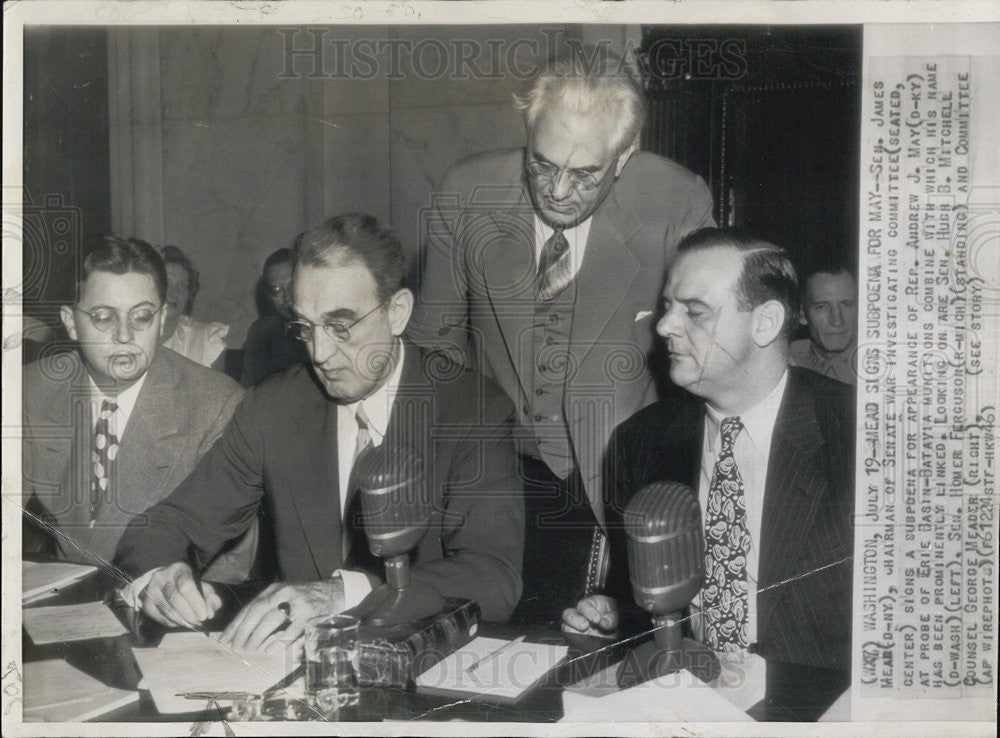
[789,263,858,384]
[240,247,308,387]
[565,229,854,720]
[408,46,714,624]
[22,236,248,576]
[116,214,523,649]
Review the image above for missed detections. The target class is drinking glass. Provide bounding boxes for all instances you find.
[304,614,360,714]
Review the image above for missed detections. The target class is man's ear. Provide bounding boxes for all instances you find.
[59,305,78,341]
[157,302,168,339]
[799,308,809,327]
[614,140,636,178]
[387,288,414,337]
[752,300,785,347]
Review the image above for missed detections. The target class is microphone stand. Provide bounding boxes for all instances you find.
[351,554,445,627]
[616,612,720,687]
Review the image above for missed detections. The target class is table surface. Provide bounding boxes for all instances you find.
[22,570,634,724]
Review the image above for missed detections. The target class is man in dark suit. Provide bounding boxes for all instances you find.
[564,229,854,720]
[22,236,249,578]
[408,46,714,624]
[115,214,523,649]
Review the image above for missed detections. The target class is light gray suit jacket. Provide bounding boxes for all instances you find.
[22,347,247,573]
[408,148,714,523]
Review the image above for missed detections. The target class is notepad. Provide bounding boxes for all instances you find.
[415,636,568,703]
[23,601,128,645]
[22,561,97,603]
[23,659,138,722]
[131,632,299,714]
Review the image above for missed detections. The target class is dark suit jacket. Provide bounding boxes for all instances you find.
[408,148,714,522]
[115,344,525,622]
[23,348,245,567]
[603,367,855,674]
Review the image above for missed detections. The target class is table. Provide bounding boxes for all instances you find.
[22,570,632,723]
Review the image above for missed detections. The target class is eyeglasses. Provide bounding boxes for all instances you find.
[74,305,163,333]
[525,159,614,192]
[287,300,388,344]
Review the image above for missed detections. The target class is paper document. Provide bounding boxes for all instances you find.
[23,601,128,644]
[561,676,753,723]
[23,659,138,722]
[22,561,97,602]
[415,636,568,703]
[131,632,299,714]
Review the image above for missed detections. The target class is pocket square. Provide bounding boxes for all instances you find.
[634,310,653,322]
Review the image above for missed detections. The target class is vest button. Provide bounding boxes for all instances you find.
[533,413,543,422]
[522,404,529,414]
[545,337,555,346]
[538,364,547,372]
[548,314,559,323]
[535,388,544,396]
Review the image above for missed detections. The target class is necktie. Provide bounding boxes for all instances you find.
[537,227,573,301]
[90,400,119,527]
[342,405,372,561]
[700,416,751,652]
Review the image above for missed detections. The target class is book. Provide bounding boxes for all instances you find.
[23,659,139,722]
[357,598,480,688]
[22,561,96,603]
[414,636,569,704]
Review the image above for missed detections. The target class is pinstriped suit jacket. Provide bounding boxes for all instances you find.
[22,347,245,570]
[603,366,855,674]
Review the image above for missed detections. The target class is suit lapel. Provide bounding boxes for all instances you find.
[756,376,829,633]
[480,196,537,406]
[277,372,344,578]
[569,188,643,367]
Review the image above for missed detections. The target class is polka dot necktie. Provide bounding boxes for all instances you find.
[700,416,751,652]
[537,227,573,301]
[90,400,119,527]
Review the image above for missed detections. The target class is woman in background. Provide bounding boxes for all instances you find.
[160,245,230,369]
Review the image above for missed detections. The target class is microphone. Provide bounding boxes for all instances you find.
[350,444,444,626]
[617,481,720,687]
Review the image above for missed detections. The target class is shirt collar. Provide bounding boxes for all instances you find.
[87,367,149,429]
[343,338,405,444]
[704,370,789,451]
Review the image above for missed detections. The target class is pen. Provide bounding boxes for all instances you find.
[465,635,526,673]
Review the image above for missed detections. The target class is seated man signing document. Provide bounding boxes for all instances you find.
[115,214,524,648]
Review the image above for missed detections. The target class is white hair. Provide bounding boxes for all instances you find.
[514,45,645,153]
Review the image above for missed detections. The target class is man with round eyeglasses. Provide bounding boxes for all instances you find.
[115,214,523,649]
[22,236,246,570]
[409,45,715,625]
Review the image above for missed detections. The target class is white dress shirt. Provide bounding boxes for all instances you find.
[88,371,148,438]
[534,215,593,281]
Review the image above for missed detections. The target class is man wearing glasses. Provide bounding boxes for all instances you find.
[115,214,523,649]
[408,46,714,624]
[22,236,245,569]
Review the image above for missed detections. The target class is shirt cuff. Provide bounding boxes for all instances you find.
[335,569,374,610]
[118,567,161,610]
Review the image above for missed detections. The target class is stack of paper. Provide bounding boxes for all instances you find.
[415,636,568,703]
[22,561,96,603]
[23,659,138,722]
[23,601,128,645]
[131,632,299,714]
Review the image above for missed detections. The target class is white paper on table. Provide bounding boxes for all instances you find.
[23,601,128,644]
[22,561,97,602]
[131,632,299,714]
[415,636,569,703]
[561,671,753,723]
[23,659,138,722]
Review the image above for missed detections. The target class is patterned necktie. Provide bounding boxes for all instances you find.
[700,415,751,652]
[90,400,119,527]
[342,405,372,561]
[537,227,573,301]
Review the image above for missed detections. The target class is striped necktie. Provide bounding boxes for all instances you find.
[537,227,573,301]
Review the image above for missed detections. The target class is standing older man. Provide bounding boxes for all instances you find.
[565,229,854,720]
[408,47,714,624]
[789,263,859,384]
[22,237,247,575]
[115,214,523,649]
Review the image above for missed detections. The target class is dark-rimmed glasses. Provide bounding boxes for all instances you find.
[73,305,163,333]
[287,300,388,343]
